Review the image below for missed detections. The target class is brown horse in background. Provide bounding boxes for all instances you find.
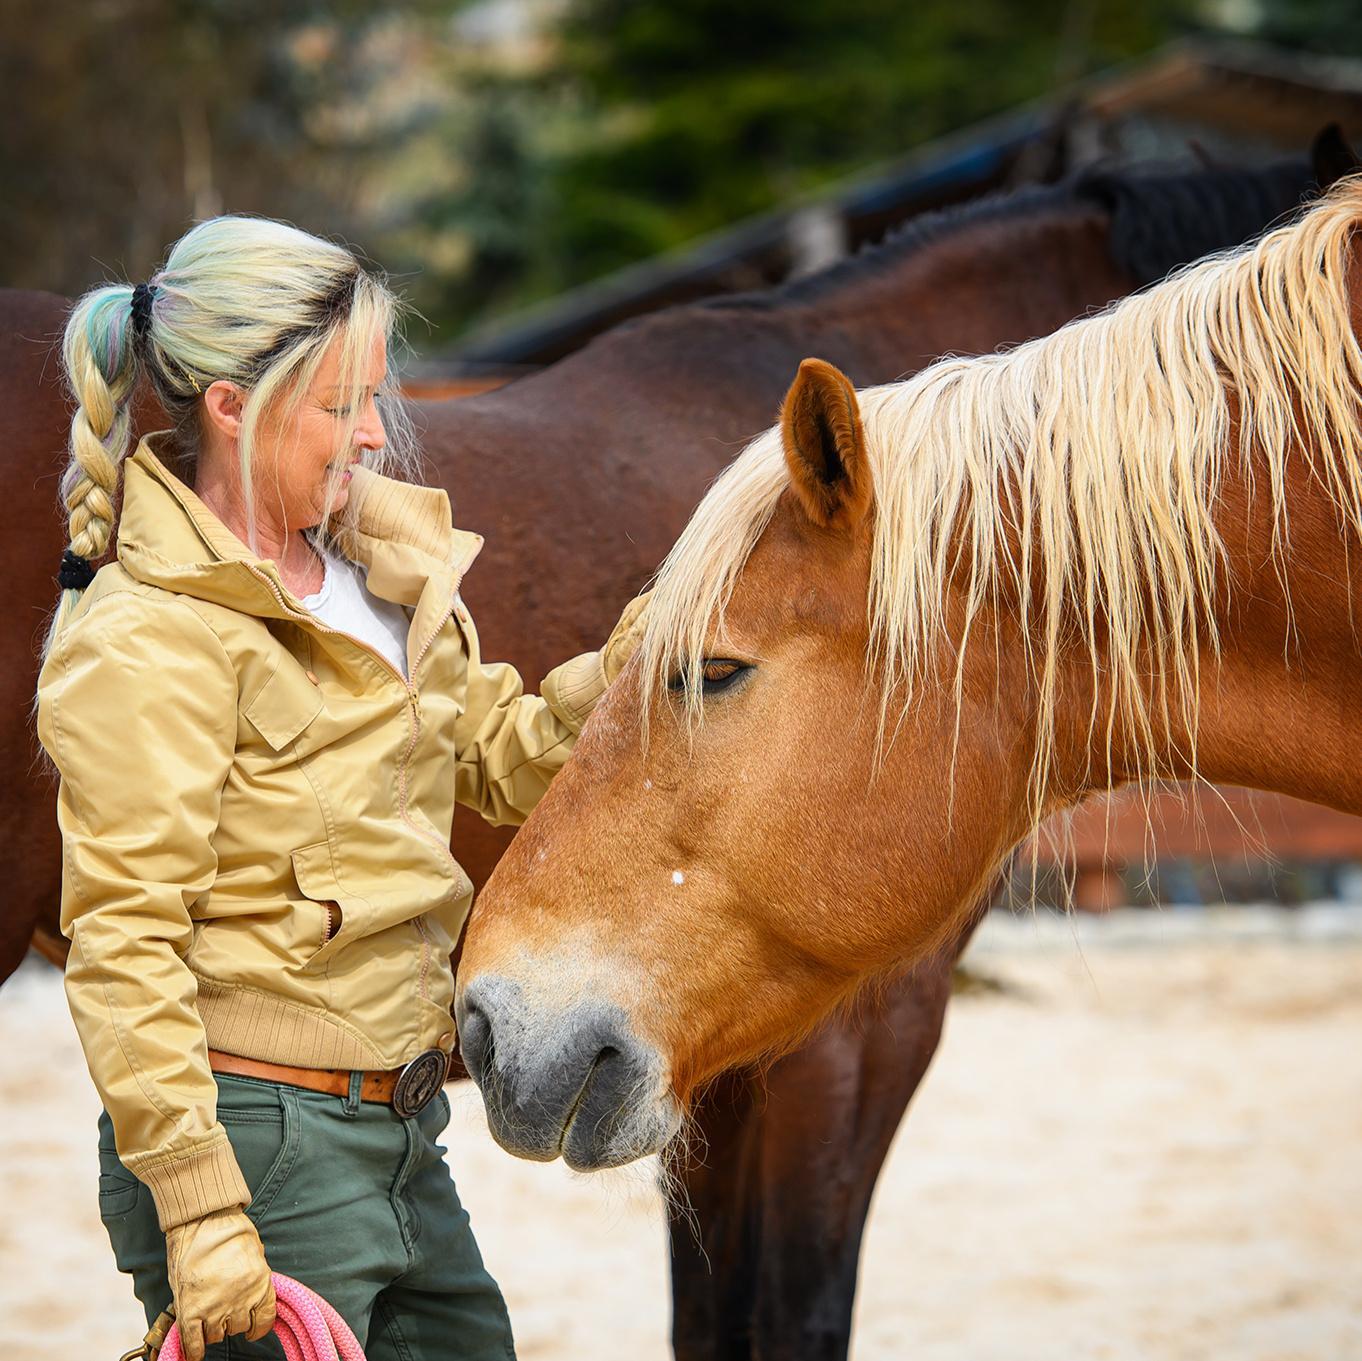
[1,146,1339,1361]
[457,176,1362,1199]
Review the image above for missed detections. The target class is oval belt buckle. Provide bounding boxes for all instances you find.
[392,1047,449,1118]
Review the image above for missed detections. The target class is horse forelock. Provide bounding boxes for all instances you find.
[640,177,1362,822]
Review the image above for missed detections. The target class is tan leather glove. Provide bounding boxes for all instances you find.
[542,591,653,733]
[601,589,652,683]
[165,1208,276,1361]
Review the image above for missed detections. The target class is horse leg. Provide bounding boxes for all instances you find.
[665,977,955,1361]
[667,1069,766,1361]
[741,901,990,1361]
[744,951,957,1361]
[665,915,981,1361]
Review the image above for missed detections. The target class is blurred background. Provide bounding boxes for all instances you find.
[5,0,1362,360]
[4,4,1362,1358]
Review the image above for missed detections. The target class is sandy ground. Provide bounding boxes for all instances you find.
[2,906,1360,1360]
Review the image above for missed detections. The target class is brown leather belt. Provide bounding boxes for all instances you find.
[208,1047,453,1118]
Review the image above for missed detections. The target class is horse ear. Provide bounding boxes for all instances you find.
[780,358,873,530]
[1312,122,1360,190]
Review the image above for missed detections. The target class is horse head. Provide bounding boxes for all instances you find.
[456,357,1041,1167]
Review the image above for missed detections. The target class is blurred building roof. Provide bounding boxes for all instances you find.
[422,38,1362,373]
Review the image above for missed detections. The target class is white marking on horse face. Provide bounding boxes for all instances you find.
[536,848,547,863]
[672,870,685,886]
[643,778,653,791]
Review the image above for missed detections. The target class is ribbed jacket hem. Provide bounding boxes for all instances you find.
[196,977,390,1072]
[130,1133,252,1231]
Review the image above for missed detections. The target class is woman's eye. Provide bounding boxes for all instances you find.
[329,392,387,417]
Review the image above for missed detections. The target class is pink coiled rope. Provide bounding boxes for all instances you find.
[157,1274,365,1361]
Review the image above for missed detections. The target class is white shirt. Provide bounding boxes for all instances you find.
[301,546,411,679]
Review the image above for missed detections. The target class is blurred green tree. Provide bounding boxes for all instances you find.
[0,0,458,299]
[552,0,1200,281]
[398,0,1196,333]
[10,0,1362,349]
[1250,0,1362,53]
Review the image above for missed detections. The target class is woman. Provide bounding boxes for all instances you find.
[35,215,645,1360]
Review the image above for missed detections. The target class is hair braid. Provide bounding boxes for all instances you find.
[48,286,142,643]
[65,331,135,554]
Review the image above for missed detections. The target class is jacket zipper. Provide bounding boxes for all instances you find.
[247,564,463,1003]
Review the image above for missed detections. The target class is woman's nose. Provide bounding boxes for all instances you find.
[357,394,387,453]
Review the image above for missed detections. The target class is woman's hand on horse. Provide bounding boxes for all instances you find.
[164,1207,276,1360]
[602,589,652,684]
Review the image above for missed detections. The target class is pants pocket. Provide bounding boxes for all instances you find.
[96,1108,144,1220]
[96,1110,172,1326]
[215,1076,303,1225]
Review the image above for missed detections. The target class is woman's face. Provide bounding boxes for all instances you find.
[203,327,390,536]
[260,329,389,530]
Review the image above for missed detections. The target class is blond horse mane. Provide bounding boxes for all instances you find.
[639,177,1362,823]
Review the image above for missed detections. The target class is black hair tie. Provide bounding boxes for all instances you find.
[130,281,158,342]
[58,550,96,591]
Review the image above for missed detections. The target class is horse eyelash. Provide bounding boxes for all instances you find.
[668,659,752,696]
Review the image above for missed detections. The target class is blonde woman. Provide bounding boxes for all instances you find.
[35,216,644,1360]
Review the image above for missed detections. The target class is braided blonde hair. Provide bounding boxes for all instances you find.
[47,214,417,651]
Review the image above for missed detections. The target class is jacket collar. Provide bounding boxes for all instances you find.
[117,432,483,617]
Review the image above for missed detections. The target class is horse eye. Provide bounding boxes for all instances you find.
[666,658,751,696]
[701,660,742,685]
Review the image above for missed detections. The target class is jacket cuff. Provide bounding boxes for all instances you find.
[541,650,609,734]
[129,1130,251,1231]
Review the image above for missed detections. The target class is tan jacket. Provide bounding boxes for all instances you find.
[37,435,615,1230]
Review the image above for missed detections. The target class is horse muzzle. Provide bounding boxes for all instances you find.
[456,974,680,1169]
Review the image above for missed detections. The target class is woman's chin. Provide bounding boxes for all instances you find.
[318,482,351,518]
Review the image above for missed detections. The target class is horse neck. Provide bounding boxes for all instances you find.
[795,201,1132,381]
[1062,441,1362,818]
[1194,452,1362,817]
[439,197,1132,452]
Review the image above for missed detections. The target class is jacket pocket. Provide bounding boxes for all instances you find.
[243,656,325,752]
[290,840,373,970]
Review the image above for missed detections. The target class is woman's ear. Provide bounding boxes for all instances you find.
[780,357,873,530]
[202,380,245,441]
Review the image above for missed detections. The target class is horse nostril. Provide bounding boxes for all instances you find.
[456,989,493,1089]
[452,981,671,1165]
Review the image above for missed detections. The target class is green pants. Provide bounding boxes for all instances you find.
[97,1073,516,1360]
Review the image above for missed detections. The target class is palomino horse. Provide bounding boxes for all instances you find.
[5,148,1340,1360]
[457,173,1362,1176]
